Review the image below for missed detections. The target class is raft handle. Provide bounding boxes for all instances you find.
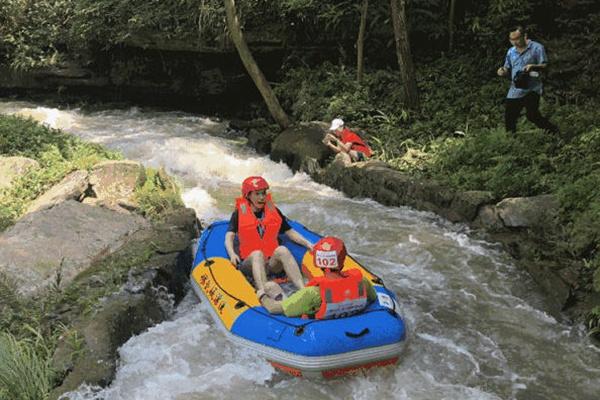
[234,301,246,309]
[294,326,305,336]
[345,328,370,338]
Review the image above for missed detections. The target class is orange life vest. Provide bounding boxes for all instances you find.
[306,269,368,319]
[236,194,282,259]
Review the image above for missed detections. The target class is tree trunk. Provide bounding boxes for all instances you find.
[223,0,290,129]
[448,0,456,52]
[390,0,419,109]
[357,0,369,84]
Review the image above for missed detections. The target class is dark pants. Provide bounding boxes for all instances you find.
[504,92,559,134]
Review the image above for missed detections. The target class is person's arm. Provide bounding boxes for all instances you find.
[498,49,513,77]
[525,43,548,72]
[337,139,353,153]
[224,231,241,266]
[284,229,314,251]
[524,63,547,72]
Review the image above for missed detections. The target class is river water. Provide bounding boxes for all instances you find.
[1,100,599,400]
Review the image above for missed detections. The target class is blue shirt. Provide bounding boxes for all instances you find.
[503,40,548,99]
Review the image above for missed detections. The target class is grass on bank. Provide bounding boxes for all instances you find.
[0,114,186,398]
[0,332,54,400]
[0,114,121,230]
[0,113,185,229]
[275,58,600,336]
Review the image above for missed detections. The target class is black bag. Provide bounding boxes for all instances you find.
[513,70,530,89]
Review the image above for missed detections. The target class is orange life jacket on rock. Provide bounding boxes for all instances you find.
[306,269,368,319]
[236,194,282,259]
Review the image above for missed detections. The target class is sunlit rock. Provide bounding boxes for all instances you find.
[26,170,89,214]
[0,200,148,296]
[89,160,146,205]
[0,156,39,191]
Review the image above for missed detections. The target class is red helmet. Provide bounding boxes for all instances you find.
[313,236,347,270]
[241,176,269,197]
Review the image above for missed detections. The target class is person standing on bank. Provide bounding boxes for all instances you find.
[497,26,559,134]
[225,176,312,293]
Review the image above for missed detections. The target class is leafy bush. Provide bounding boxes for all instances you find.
[0,115,120,231]
[588,306,600,340]
[134,168,184,220]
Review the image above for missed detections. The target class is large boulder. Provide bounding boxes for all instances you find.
[496,195,560,229]
[270,122,331,172]
[0,200,148,296]
[89,160,146,205]
[0,156,39,191]
[26,170,89,214]
[448,191,496,222]
[48,207,197,399]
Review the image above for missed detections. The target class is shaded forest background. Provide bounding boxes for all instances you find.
[1,0,599,334]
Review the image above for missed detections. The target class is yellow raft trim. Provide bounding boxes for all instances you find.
[191,257,260,330]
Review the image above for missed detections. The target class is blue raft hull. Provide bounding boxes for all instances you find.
[191,220,407,377]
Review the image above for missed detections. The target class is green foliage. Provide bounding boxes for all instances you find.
[0,114,118,161]
[0,0,75,69]
[0,332,54,400]
[134,168,184,220]
[425,128,557,197]
[588,306,600,339]
[0,114,120,231]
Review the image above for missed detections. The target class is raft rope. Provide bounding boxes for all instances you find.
[199,222,398,331]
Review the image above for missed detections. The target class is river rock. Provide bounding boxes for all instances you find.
[49,207,197,399]
[0,156,39,190]
[496,195,560,229]
[448,190,496,222]
[473,205,505,231]
[0,200,148,296]
[26,170,89,214]
[270,122,331,172]
[89,160,146,205]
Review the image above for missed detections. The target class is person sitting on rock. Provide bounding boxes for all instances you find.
[258,236,377,317]
[322,118,373,164]
[224,176,312,295]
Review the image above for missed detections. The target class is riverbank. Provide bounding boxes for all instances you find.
[236,118,600,339]
[0,114,197,399]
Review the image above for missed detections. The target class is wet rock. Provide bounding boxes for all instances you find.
[0,200,148,296]
[271,122,331,172]
[496,195,559,229]
[448,191,496,222]
[473,205,504,231]
[89,160,146,205]
[50,291,166,398]
[26,170,89,214]
[525,261,572,312]
[0,156,39,190]
[49,206,196,399]
[247,128,277,154]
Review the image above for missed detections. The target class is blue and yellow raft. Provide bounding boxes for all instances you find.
[191,220,407,378]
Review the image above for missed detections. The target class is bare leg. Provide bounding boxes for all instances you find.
[333,152,353,166]
[245,250,268,291]
[269,246,305,289]
[258,282,284,314]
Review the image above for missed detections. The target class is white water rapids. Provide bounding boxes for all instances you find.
[1,100,599,400]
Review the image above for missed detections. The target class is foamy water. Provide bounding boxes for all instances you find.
[1,100,598,400]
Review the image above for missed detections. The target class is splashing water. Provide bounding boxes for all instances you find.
[1,100,598,400]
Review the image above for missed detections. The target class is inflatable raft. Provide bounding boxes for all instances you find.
[191,220,407,378]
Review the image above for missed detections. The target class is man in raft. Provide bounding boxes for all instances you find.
[259,236,377,317]
[323,118,373,164]
[224,176,312,294]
